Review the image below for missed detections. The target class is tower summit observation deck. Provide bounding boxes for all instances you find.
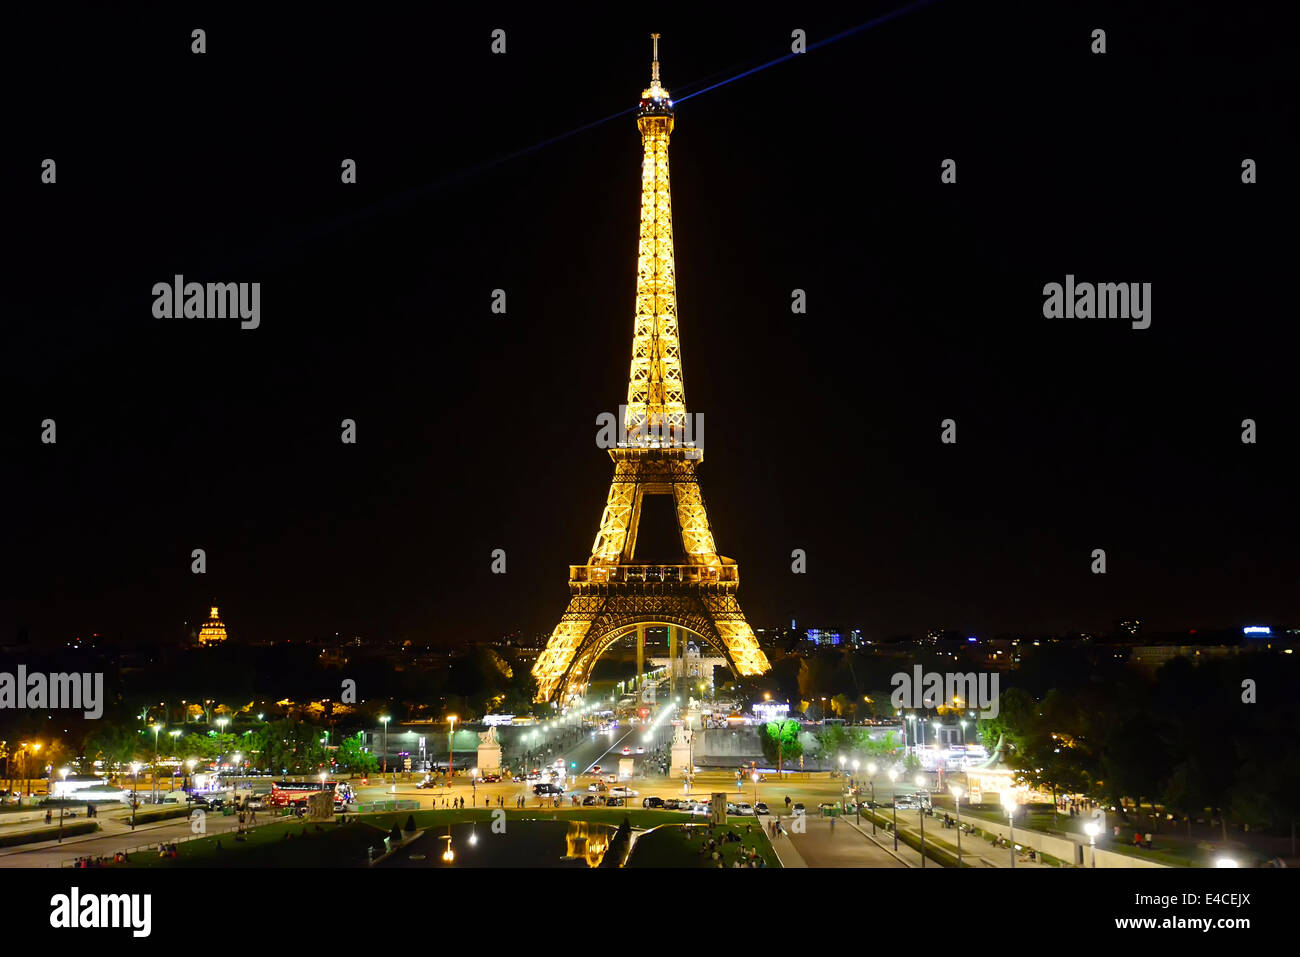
[530,37,771,704]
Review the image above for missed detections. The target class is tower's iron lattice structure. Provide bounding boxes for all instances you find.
[532,37,772,703]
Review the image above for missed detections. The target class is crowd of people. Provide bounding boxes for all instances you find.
[73,850,131,867]
[694,825,767,867]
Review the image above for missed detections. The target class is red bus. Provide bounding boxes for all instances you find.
[269,781,354,809]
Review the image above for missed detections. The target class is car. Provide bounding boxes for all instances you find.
[688,802,709,816]
[532,783,564,796]
[582,795,597,806]
[726,802,739,814]
[609,786,638,798]
[476,773,501,784]
[416,779,437,789]
[735,803,754,815]
[605,774,618,784]
[662,798,681,810]
[792,803,806,816]
[587,782,608,793]
[621,747,631,756]
[755,802,770,816]
[604,797,625,807]
[635,746,645,754]
[242,797,264,810]
[642,796,665,809]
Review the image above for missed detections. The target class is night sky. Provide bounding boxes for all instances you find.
[2,2,1295,649]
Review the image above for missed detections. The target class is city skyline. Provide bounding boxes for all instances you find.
[4,10,1296,649]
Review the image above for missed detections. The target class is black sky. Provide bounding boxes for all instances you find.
[2,2,1296,648]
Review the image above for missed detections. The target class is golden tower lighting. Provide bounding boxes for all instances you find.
[197,606,228,646]
[532,36,771,703]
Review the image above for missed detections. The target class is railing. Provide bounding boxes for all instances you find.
[569,564,738,585]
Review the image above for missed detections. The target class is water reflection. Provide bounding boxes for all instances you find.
[563,821,613,867]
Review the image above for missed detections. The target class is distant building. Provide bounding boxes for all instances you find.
[805,628,842,646]
[197,606,228,646]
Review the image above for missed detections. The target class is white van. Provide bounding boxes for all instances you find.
[160,791,191,805]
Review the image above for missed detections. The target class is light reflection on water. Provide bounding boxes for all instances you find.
[563,821,614,867]
[396,819,618,868]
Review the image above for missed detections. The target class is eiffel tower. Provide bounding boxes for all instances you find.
[532,36,772,704]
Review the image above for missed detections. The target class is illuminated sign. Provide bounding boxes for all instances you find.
[1242,626,1272,636]
[751,702,790,722]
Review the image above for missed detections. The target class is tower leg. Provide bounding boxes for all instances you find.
[636,624,645,695]
[667,625,676,701]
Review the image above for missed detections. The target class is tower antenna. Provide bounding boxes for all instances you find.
[651,33,661,84]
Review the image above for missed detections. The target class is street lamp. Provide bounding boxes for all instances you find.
[130,762,141,829]
[865,761,877,832]
[950,784,964,866]
[58,768,69,843]
[888,769,899,851]
[168,730,181,791]
[915,773,927,868]
[1001,790,1018,868]
[379,716,390,776]
[447,715,458,785]
[1084,820,1100,868]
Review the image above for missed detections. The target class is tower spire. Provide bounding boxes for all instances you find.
[628,35,682,446]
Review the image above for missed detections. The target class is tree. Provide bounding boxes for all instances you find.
[760,720,802,770]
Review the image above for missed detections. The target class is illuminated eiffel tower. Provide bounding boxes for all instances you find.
[532,36,771,704]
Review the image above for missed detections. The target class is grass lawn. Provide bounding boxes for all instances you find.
[359,806,692,832]
[120,819,390,868]
[119,807,699,868]
[626,822,779,868]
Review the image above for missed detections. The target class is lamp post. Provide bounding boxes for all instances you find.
[379,716,390,777]
[168,730,181,792]
[1002,791,1018,868]
[751,771,759,807]
[1084,820,1100,867]
[888,769,898,850]
[866,762,877,833]
[447,715,458,786]
[130,763,141,829]
[950,784,964,866]
[851,759,861,824]
[915,773,927,867]
[58,768,69,843]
